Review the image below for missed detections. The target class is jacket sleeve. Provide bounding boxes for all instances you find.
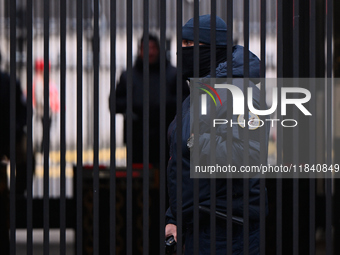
[113,71,128,113]
[165,207,177,225]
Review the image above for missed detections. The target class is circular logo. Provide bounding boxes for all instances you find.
[237,112,261,130]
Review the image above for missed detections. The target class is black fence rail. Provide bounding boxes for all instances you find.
[0,0,339,254]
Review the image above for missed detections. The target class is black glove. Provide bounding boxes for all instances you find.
[165,235,177,255]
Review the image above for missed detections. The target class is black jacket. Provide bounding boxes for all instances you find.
[113,58,189,165]
[166,45,269,227]
[0,70,26,157]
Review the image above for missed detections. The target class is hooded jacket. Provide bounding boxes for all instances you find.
[166,45,269,227]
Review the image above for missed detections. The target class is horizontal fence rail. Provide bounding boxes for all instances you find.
[0,0,337,254]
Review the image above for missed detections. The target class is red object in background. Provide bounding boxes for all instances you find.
[35,59,51,71]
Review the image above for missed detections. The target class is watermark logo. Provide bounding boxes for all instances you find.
[237,112,261,130]
[196,82,222,115]
[189,78,336,179]
[198,83,311,116]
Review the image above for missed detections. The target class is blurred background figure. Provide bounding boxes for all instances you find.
[33,59,60,153]
[110,32,190,255]
[111,34,189,167]
[0,51,27,254]
[0,51,27,194]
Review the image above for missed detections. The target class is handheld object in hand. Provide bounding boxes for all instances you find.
[165,235,177,255]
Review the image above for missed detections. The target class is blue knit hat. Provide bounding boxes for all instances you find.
[182,14,227,46]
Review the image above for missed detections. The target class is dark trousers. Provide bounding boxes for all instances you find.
[184,221,260,255]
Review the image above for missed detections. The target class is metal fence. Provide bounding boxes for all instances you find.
[0,0,337,254]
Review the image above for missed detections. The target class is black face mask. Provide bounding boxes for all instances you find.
[181,45,227,80]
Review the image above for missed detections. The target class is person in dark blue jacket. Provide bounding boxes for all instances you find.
[165,15,269,254]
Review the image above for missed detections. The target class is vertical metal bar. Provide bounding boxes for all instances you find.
[276,162,283,255]
[260,3,266,85]
[26,0,33,253]
[325,0,333,254]
[60,0,67,253]
[159,0,166,253]
[210,5,216,75]
[309,2,316,75]
[243,3,249,76]
[226,1,233,254]
[76,0,83,252]
[292,0,299,254]
[309,0,316,254]
[243,0,250,254]
[176,0,183,253]
[43,0,50,252]
[193,1,199,254]
[93,0,100,253]
[226,1,233,79]
[126,0,133,253]
[276,0,283,80]
[276,0,283,254]
[260,0,266,254]
[9,0,16,253]
[143,0,150,253]
[109,0,117,254]
[292,75,300,253]
[210,3,217,255]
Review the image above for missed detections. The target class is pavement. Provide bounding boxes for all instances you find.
[16,229,75,255]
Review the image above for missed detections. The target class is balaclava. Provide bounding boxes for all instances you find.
[181,14,228,80]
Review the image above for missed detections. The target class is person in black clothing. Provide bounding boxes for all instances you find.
[0,51,27,255]
[111,34,189,166]
[109,33,189,255]
[0,52,27,193]
[165,15,269,254]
